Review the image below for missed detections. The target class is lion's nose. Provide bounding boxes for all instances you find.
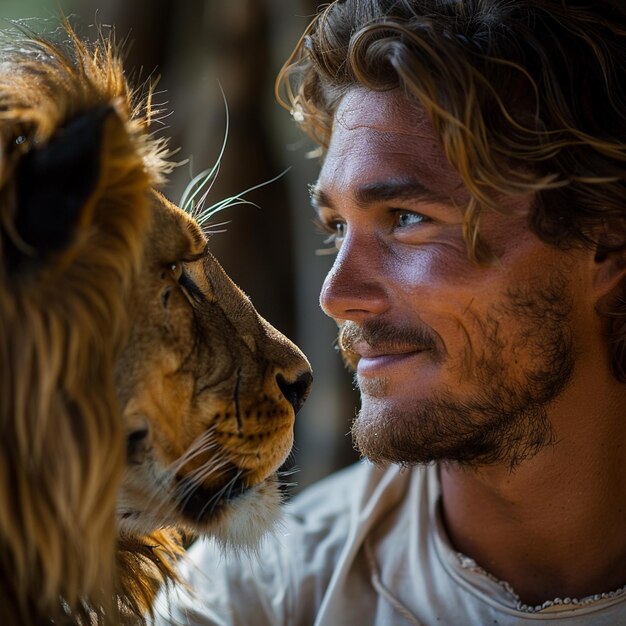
[276,371,313,415]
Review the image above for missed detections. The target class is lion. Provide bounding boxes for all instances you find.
[0,22,312,625]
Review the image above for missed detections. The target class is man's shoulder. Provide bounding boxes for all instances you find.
[287,461,380,517]
[286,461,431,533]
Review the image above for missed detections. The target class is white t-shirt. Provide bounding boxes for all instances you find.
[155,462,626,625]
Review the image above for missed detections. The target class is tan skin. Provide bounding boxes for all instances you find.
[314,87,626,605]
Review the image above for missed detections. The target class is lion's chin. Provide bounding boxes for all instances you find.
[202,477,285,549]
[118,474,284,549]
[174,472,253,524]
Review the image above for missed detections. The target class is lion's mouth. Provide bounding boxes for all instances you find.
[174,469,252,523]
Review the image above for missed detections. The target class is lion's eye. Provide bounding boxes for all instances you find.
[170,262,183,281]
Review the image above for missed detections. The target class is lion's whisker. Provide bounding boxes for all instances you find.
[166,431,220,473]
[173,459,234,510]
[180,458,232,491]
[196,470,244,520]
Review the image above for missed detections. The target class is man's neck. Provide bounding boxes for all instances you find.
[439,379,626,606]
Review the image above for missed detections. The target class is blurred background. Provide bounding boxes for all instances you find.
[0,0,361,492]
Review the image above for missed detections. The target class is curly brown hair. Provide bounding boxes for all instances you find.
[277,0,626,378]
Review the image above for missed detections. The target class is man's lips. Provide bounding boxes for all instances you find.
[351,341,423,358]
[338,321,439,371]
[350,341,428,375]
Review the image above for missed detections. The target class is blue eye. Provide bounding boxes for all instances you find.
[397,212,428,227]
[334,222,346,241]
[315,216,346,253]
[323,222,346,250]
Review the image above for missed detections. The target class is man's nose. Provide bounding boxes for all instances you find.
[319,235,388,323]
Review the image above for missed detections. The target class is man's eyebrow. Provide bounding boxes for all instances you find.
[309,178,451,211]
[309,184,332,211]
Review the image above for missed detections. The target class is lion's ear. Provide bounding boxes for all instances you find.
[11,104,122,266]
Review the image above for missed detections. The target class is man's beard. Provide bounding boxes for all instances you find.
[345,271,576,469]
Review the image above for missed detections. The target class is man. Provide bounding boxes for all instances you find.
[158,1,626,623]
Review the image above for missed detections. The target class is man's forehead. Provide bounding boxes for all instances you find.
[323,86,467,204]
[334,87,432,136]
[323,86,530,217]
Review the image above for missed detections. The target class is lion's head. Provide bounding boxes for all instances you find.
[0,23,311,625]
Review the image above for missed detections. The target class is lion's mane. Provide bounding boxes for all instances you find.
[0,23,181,624]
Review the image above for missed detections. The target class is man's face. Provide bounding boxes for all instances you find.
[314,88,597,468]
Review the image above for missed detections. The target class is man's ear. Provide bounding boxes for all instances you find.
[592,240,626,301]
[593,238,626,381]
[9,104,123,268]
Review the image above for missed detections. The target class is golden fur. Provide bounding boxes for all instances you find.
[0,23,311,624]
